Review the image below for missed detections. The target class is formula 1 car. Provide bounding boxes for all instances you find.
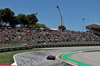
[47,55,55,60]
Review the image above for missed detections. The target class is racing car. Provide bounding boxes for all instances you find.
[47,55,56,60]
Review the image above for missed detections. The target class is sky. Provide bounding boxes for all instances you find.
[0,0,100,31]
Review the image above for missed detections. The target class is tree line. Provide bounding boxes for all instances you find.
[0,8,39,28]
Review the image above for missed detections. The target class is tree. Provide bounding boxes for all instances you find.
[16,14,27,26]
[58,25,66,31]
[0,8,39,28]
[17,14,38,27]
[0,8,15,27]
[26,14,38,25]
[0,9,3,22]
[0,8,15,23]
[10,16,19,28]
[33,23,50,29]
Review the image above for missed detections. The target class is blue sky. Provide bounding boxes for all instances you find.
[0,0,100,31]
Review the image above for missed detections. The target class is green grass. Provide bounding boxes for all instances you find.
[85,50,100,52]
[0,49,49,65]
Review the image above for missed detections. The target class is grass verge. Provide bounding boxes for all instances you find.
[85,50,100,52]
[0,49,50,65]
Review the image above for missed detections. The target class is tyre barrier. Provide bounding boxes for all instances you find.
[2,48,9,52]
[20,47,27,50]
[27,47,33,49]
[44,45,47,48]
[53,45,55,47]
[59,45,61,47]
[32,43,100,48]
[14,47,21,50]
[0,49,2,52]
[39,46,41,48]
[45,45,47,48]
[0,47,33,53]
[8,48,15,51]
[96,44,99,46]
[0,44,100,52]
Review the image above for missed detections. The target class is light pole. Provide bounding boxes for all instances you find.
[83,18,85,32]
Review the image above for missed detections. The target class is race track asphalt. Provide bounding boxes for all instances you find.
[14,46,100,66]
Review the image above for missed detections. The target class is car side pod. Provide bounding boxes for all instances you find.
[47,55,56,60]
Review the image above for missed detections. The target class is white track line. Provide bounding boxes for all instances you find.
[11,55,17,66]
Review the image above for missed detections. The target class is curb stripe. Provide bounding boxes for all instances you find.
[56,51,92,66]
[56,52,78,66]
